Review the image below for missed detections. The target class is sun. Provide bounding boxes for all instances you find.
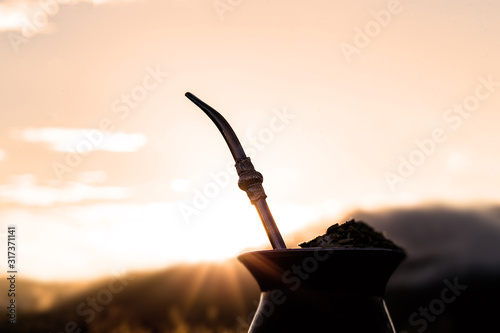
[174,197,271,263]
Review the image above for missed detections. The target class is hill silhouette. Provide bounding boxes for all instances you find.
[2,204,499,333]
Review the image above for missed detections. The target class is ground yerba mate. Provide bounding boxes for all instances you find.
[299,219,404,251]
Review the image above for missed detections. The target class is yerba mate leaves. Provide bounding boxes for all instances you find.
[299,219,404,251]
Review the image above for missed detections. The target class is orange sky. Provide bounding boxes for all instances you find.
[1,0,499,281]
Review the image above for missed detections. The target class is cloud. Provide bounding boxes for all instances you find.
[15,127,147,152]
[0,2,28,32]
[0,174,130,206]
[170,179,191,193]
[0,149,6,161]
[0,201,183,280]
[0,0,142,35]
[77,170,108,184]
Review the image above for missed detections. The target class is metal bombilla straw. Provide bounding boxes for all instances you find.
[185,92,287,250]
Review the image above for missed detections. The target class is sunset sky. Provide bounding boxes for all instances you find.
[0,0,499,281]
